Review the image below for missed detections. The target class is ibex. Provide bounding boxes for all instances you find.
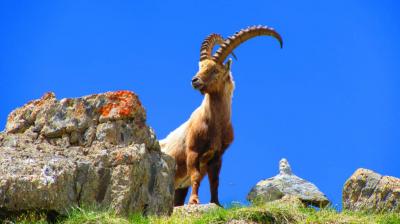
[160,25,283,206]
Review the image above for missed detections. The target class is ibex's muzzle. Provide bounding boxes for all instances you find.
[191,77,204,90]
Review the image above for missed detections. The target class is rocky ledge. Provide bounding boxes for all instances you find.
[0,91,175,217]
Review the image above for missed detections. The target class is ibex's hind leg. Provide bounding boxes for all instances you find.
[174,187,189,206]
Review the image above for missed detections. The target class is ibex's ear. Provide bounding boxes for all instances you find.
[224,58,233,70]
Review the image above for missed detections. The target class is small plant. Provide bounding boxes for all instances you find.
[2,212,48,224]
[61,206,129,224]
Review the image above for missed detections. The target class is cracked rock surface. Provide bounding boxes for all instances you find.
[0,91,175,216]
[343,168,400,212]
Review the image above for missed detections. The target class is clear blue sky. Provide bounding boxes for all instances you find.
[1,1,399,208]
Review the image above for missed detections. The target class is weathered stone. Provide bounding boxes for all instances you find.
[247,158,330,207]
[343,168,400,212]
[0,91,175,216]
[173,203,219,217]
[173,204,260,224]
[226,220,257,224]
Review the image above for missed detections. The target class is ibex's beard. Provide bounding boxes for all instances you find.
[193,85,206,95]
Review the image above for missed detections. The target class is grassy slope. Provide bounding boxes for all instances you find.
[7,201,400,224]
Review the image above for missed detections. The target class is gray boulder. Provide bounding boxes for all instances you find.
[247,158,330,207]
[343,168,400,212]
[0,91,175,216]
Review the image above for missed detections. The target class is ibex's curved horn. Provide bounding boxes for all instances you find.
[213,25,283,64]
[200,33,225,61]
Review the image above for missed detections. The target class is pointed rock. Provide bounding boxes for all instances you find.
[247,158,330,207]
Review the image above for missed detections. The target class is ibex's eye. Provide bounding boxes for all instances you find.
[208,69,218,80]
[209,68,217,74]
[209,68,218,78]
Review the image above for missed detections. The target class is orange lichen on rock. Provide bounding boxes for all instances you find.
[114,151,125,163]
[99,90,144,122]
[74,101,86,117]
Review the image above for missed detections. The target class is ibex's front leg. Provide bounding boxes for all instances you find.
[208,155,222,206]
[174,187,189,206]
[187,150,201,204]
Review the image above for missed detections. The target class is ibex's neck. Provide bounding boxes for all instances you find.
[202,89,233,124]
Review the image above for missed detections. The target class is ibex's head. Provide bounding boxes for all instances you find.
[192,25,283,95]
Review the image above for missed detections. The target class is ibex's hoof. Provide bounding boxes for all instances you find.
[212,202,223,207]
[188,195,200,204]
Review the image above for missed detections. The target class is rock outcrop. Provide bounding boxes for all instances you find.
[247,158,330,207]
[0,91,175,216]
[343,168,400,212]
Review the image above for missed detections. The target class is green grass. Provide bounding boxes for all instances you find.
[4,201,400,224]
